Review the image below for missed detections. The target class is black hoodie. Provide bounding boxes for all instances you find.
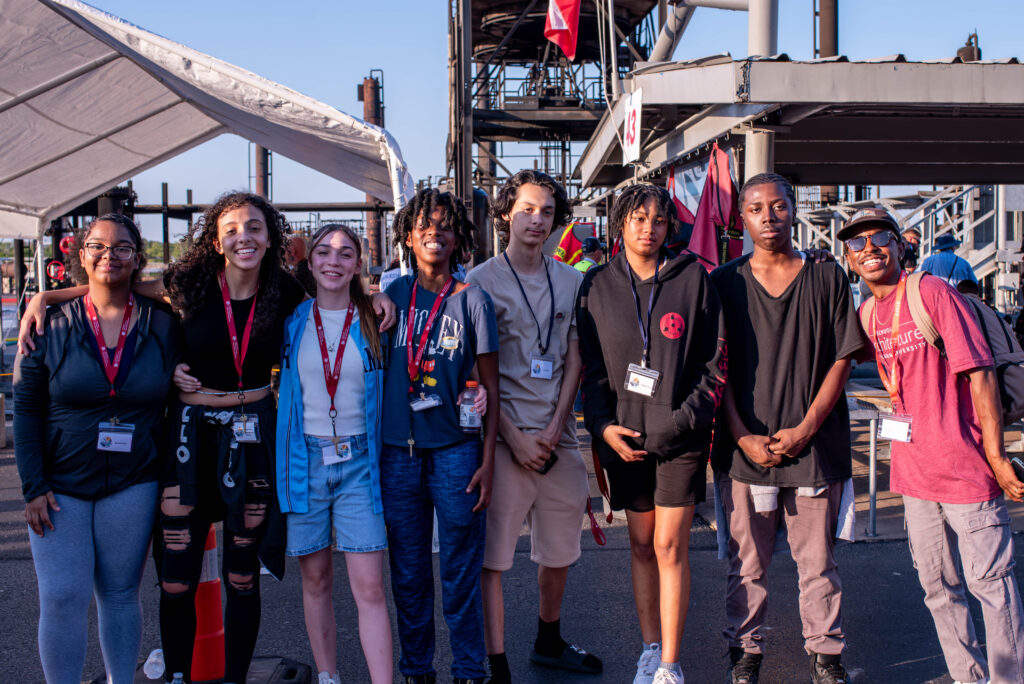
[577,249,727,460]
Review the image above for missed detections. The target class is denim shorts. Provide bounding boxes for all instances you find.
[285,433,387,555]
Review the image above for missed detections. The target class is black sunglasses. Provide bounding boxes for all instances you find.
[845,232,896,252]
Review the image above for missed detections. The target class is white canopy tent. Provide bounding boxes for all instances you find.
[0,0,415,256]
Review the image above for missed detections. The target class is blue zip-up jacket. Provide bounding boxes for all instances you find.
[276,299,385,514]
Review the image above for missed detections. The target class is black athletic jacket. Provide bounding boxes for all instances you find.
[577,249,727,459]
[14,298,179,502]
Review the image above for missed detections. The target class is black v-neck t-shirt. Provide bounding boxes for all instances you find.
[182,273,306,392]
[710,255,865,486]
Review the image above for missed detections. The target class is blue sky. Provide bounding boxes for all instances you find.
[87,0,1022,239]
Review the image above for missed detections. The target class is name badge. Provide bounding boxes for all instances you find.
[530,354,554,380]
[97,421,134,452]
[322,439,353,466]
[624,362,661,398]
[877,414,913,443]
[232,413,261,443]
[410,393,443,412]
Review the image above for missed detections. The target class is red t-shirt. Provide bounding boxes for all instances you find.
[863,276,998,504]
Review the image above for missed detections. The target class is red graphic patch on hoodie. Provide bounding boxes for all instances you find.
[660,312,685,340]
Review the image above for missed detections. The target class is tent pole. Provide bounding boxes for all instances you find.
[35,219,47,294]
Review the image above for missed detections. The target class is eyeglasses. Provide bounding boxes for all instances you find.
[845,232,895,252]
[84,243,136,259]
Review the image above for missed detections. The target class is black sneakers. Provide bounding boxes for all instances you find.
[404,676,436,684]
[809,653,849,684]
[726,647,762,684]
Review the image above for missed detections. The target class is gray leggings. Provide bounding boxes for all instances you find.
[29,481,158,684]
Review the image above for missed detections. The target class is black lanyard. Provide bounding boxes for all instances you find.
[627,259,661,368]
[504,253,555,355]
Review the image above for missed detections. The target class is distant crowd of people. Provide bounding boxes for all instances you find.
[13,169,1024,684]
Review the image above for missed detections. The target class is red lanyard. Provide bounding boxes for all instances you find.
[407,277,455,393]
[871,272,907,407]
[313,301,355,414]
[84,293,135,397]
[219,272,259,391]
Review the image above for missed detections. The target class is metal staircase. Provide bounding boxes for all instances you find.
[795,184,1022,311]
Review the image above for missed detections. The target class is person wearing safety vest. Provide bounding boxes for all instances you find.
[573,237,605,274]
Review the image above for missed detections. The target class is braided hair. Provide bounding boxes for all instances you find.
[609,184,680,247]
[391,189,474,273]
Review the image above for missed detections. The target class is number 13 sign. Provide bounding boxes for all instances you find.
[622,88,642,164]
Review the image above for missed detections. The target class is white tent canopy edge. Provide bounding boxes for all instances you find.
[0,0,414,256]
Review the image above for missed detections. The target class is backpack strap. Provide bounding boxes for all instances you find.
[905,271,943,351]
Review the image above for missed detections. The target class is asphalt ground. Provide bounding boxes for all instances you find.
[4,386,1024,682]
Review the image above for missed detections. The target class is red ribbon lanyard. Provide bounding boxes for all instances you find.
[313,301,356,413]
[219,272,259,391]
[84,293,135,397]
[407,277,455,393]
[871,272,907,408]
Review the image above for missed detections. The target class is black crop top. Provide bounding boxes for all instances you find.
[182,273,306,391]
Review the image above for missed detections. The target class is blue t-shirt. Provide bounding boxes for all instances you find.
[382,275,499,448]
[920,251,978,286]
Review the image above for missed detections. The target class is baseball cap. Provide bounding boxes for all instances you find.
[837,207,900,241]
[581,237,603,254]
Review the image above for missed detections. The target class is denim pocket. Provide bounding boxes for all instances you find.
[963,503,1014,581]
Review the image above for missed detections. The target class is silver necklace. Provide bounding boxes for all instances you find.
[313,309,346,353]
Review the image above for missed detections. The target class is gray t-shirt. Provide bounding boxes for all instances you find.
[467,254,582,447]
[382,275,499,449]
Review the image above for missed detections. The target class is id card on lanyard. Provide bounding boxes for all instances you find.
[503,253,556,380]
[405,277,455,457]
[407,277,455,409]
[623,260,662,397]
[313,301,356,463]
[871,272,913,442]
[219,272,261,443]
[85,294,137,451]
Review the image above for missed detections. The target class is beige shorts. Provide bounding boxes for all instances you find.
[483,440,590,571]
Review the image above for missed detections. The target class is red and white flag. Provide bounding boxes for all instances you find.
[688,141,742,271]
[667,143,742,270]
[545,0,581,61]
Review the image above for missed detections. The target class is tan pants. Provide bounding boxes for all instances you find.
[719,476,846,656]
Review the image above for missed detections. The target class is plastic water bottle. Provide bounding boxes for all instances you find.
[142,649,164,679]
[170,673,185,684]
[458,381,481,433]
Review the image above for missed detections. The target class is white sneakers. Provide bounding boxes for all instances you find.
[634,643,661,684]
[653,668,685,684]
[952,679,989,684]
[317,671,339,684]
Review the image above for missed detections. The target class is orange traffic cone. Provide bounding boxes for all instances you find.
[191,524,225,683]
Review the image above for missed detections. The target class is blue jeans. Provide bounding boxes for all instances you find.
[286,434,387,555]
[29,481,158,684]
[381,440,487,679]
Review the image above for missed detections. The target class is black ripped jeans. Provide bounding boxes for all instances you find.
[155,402,274,683]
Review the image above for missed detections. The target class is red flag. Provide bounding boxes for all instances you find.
[689,142,742,271]
[544,0,581,61]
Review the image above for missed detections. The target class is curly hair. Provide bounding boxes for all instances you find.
[67,213,148,286]
[738,172,796,208]
[490,169,572,249]
[391,188,473,273]
[164,191,291,338]
[609,184,680,249]
[308,223,382,360]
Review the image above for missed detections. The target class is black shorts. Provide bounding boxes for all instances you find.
[596,441,708,512]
